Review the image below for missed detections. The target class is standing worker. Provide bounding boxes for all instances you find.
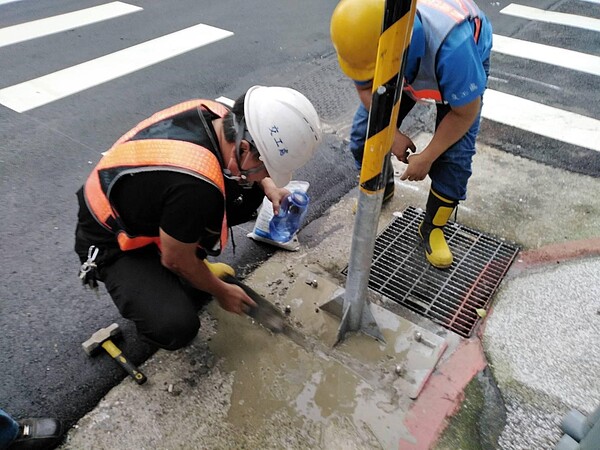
[75,86,322,350]
[330,0,493,268]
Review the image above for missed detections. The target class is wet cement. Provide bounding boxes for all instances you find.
[60,134,600,449]
[60,260,449,449]
[60,299,419,448]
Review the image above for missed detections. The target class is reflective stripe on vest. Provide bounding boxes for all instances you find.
[405,0,482,103]
[111,100,229,148]
[84,100,230,252]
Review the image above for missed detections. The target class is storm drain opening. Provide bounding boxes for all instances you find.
[343,206,520,338]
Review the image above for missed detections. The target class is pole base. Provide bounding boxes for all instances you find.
[320,289,386,345]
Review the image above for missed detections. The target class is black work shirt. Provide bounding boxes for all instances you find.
[76,106,264,257]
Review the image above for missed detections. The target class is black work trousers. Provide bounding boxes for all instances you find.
[96,246,212,350]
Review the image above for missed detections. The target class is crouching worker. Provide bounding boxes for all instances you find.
[75,86,322,350]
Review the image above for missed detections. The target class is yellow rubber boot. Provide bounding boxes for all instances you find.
[418,188,458,269]
[203,260,235,279]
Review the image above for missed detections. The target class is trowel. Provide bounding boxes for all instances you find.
[222,274,286,333]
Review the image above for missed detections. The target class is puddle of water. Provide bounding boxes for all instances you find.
[205,264,417,448]
[208,304,409,448]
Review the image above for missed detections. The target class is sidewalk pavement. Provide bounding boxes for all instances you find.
[58,131,600,450]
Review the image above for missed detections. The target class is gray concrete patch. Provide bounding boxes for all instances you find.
[484,258,600,449]
[59,273,434,449]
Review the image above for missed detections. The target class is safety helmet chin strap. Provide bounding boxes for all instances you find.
[195,106,264,190]
[226,114,265,188]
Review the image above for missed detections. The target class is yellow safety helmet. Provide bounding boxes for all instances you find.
[330,0,384,82]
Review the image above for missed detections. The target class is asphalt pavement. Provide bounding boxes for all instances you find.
[54,115,600,449]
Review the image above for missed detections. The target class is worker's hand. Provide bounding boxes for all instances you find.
[261,178,291,215]
[400,152,433,182]
[203,260,235,279]
[269,188,292,216]
[391,131,417,164]
[216,283,257,315]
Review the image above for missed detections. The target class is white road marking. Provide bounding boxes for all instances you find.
[489,76,509,84]
[490,71,562,91]
[482,89,600,152]
[493,34,600,77]
[0,24,234,112]
[0,2,142,49]
[577,0,600,4]
[500,4,600,32]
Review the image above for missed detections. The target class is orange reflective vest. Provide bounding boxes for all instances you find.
[84,100,229,253]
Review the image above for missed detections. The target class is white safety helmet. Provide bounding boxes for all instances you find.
[244,86,322,188]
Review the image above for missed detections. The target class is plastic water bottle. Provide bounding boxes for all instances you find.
[269,191,310,243]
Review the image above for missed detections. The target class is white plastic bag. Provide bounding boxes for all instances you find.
[247,180,310,251]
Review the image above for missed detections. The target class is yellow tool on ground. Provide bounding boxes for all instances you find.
[82,323,147,385]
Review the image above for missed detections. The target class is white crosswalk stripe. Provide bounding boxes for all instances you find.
[487,3,600,152]
[482,89,600,152]
[500,3,600,32]
[0,23,233,112]
[492,34,600,77]
[0,2,142,48]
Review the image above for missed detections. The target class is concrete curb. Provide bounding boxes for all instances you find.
[400,339,488,450]
[402,239,600,449]
[510,238,600,275]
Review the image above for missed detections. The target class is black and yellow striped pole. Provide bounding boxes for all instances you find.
[334,0,417,343]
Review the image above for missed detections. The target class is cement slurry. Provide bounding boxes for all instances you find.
[60,131,600,449]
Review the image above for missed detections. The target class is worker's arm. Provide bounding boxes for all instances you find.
[400,96,481,182]
[158,229,257,314]
[355,82,416,163]
[260,177,290,215]
[356,82,373,110]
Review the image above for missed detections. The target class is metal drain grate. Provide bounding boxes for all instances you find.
[344,206,520,337]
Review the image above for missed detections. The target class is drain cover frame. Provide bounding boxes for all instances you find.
[343,206,520,338]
